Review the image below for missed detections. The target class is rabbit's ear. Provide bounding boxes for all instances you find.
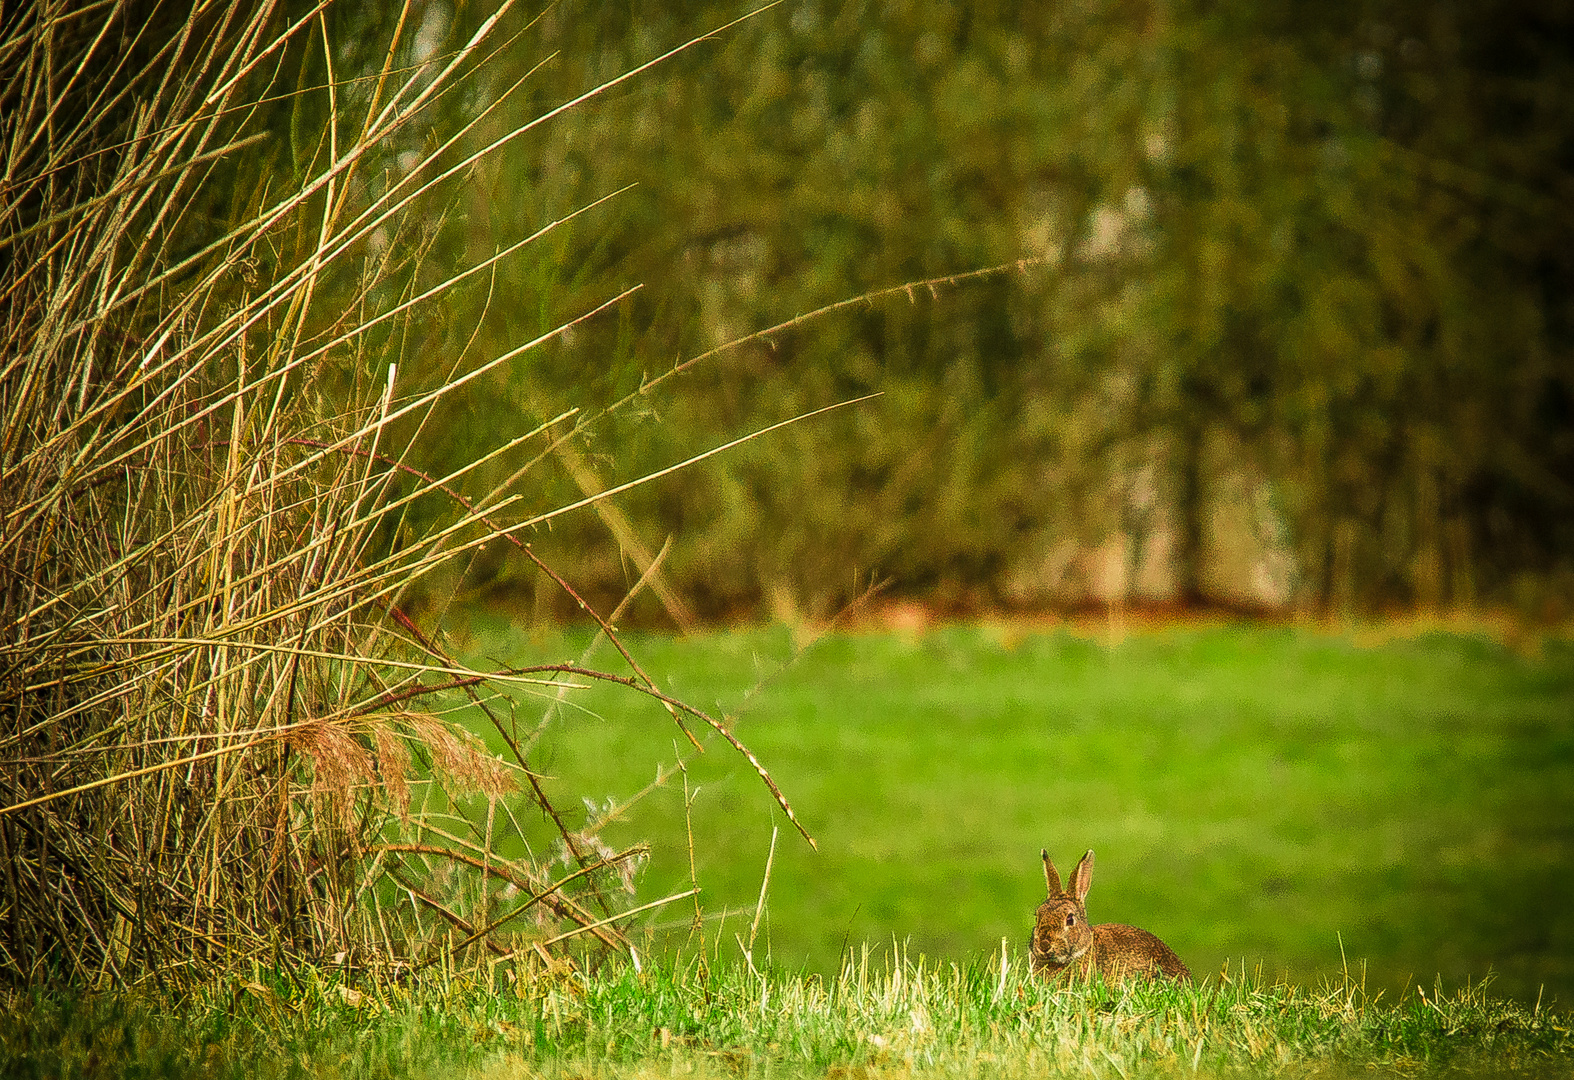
[1070,849,1095,902]
[1041,848,1062,895]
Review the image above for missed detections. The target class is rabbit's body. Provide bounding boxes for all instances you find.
[1030,849,1191,983]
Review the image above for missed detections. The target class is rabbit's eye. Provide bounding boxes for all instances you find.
[1065,914,1076,927]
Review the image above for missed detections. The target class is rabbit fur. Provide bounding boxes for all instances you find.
[1030,848,1190,983]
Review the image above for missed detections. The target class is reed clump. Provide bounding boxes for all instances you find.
[0,0,799,989]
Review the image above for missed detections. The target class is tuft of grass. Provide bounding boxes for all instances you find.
[2,954,1570,1078]
[0,0,588,988]
[0,0,806,989]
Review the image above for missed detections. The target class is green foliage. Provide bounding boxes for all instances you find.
[457,620,1574,1005]
[397,1,1574,620]
[3,958,1570,1078]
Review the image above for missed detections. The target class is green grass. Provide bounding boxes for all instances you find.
[3,958,1570,1078]
[450,619,1574,1006]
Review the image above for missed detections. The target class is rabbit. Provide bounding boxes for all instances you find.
[1029,848,1191,983]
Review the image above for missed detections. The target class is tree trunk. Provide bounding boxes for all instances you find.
[1174,425,1207,608]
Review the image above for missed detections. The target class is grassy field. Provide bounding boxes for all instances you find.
[4,957,1570,1079]
[449,618,1574,1007]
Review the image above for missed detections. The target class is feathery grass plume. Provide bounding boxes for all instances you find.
[0,0,804,988]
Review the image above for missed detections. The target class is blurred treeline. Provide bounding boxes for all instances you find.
[379,0,1574,624]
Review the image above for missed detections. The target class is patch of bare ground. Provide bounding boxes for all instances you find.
[831,600,1569,655]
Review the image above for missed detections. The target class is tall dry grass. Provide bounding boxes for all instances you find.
[0,0,807,988]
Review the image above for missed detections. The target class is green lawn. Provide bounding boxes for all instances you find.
[6,959,1570,1079]
[452,618,1574,1006]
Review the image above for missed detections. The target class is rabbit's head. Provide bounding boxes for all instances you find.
[1030,848,1096,969]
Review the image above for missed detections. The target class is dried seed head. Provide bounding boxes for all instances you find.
[407,712,516,799]
[287,718,376,827]
[371,719,412,819]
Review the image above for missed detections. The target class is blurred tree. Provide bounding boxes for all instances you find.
[390,0,1573,621]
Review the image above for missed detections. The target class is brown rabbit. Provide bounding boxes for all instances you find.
[1030,849,1190,983]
